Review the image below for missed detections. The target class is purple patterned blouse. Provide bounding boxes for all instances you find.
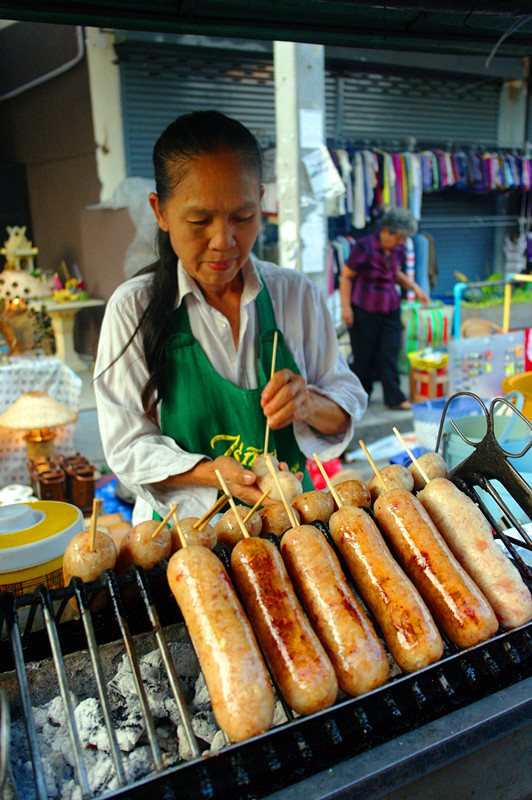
[345,233,405,313]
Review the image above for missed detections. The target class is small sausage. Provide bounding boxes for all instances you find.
[116,520,172,574]
[170,517,217,552]
[280,524,389,695]
[417,477,532,629]
[167,546,274,742]
[231,537,338,715]
[329,506,443,672]
[333,480,371,509]
[408,453,447,491]
[214,505,262,549]
[259,503,300,538]
[292,490,335,524]
[252,454,303,503]
[374,489,499,648]
[63,530,117,611]
[368,465,414,504]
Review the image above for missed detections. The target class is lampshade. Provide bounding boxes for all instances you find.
[0,391,78,430]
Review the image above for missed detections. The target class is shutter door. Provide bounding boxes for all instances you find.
[117,41,276,177]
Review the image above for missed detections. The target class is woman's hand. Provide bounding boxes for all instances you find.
[209,455,277,507]
[261,369,310,431]
[341,306,354,327]
[414,285,430,305]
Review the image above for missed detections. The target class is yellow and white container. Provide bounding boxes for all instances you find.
[0,500,84,595]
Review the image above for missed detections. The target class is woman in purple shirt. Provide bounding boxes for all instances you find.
[340,208,429,410]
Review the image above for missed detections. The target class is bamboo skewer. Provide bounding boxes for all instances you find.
[358,439,387,491]
[263,330,279,456]
[312,452,343,508]
[242,487,271,525]
[215,470,250,539]
[88,498,103,552]
[151,503,178,539]
[392,427,431,486]
[264,454,298,529]
[171,508,187,550]
[193,494,230,531]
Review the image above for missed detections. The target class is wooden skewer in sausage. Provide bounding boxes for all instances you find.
[167,509,274,743]
[214,489,269,549]
[63,498,116,610]
[278,454,389,696]
[115,505,174,574]
[220,465,338,716]
[393,428,532,630]
[325,447,444,673]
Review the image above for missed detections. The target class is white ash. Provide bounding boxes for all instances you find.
[10,638,256,800]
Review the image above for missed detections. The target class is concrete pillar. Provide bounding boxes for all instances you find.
[274,41,328,295]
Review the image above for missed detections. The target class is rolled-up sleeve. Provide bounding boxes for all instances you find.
[93,278,218,520]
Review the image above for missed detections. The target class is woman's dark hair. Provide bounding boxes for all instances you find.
[127,111,262,422]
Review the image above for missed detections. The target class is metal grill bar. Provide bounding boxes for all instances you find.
[105,573,165,773]
[38,586,91,797]
[72,577,127,787]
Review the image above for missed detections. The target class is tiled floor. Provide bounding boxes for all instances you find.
[74,368,416,482]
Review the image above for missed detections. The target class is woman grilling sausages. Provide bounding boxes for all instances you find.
[94,111,366,524]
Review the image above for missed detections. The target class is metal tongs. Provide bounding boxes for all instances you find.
[434,391,532,574]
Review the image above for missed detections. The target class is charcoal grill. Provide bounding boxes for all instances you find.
[2,392,532,800]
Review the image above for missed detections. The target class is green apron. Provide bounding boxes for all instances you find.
[160,278,313,498]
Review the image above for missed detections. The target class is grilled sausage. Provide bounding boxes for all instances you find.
[333,479,371,509]
[63,530,117,612]
[280,524,389,695]
[374,489,499,648]
[116,520,172,574]
[329,506,443,672]
[408,452,447,491]
[252,454,303,503]
[259,503,300,538]
[231,537,338,715]
[214,505,262,549]
[417,477,532,629]
[170,517,217,552]
[167,545,274,742]
[292,490,335,524]
[368,465,414,504]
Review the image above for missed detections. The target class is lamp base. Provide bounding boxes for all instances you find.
[23,429,56,460]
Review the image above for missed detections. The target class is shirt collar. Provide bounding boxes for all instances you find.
[175,255,262,309]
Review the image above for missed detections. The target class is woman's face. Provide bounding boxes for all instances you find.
[150,150,262,294]
[379,227,406,252]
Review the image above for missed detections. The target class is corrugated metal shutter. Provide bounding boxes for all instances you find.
[117,41,276,177]
[334,69,501,146]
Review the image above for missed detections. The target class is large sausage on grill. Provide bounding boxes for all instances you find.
[280,524,389,695]
[167,545,274,742]
[329,506,443,672]
[373,489,499,648]
[417,477,532,629]
[231,537,338,715]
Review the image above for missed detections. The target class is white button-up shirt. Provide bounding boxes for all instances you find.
[94,256,368,523]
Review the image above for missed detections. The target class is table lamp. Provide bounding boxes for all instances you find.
[0,390,78,459]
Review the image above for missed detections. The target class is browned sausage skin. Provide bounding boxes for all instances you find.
[63,530,117,611]
[116,520,172,574]
[280,524,389,695]
[367,465,414,504]
[291,490,335,524]
[333,480,371,509]
[329,506,443,672]
[167,545,274,742]
[417,477,532,629]
[373,489,499,648]
[408,452,447,491]
[231,537,338,715]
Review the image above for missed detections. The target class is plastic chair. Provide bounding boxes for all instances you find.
[459,317,503,338]
[501,371,532,421]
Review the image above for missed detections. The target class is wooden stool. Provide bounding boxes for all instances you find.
[409,366,450,403]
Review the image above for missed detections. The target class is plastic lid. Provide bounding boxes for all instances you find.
[0,504,45,534]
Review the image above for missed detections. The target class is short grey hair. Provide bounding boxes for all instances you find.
[380,207,418,237]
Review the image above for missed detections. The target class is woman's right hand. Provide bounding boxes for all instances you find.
[209,455,276,507]
[341,307,354,328]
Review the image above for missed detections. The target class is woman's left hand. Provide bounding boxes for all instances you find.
[414,285,430,304]
[261,369,310,430]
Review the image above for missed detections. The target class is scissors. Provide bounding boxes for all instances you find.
[435,391,532,537]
